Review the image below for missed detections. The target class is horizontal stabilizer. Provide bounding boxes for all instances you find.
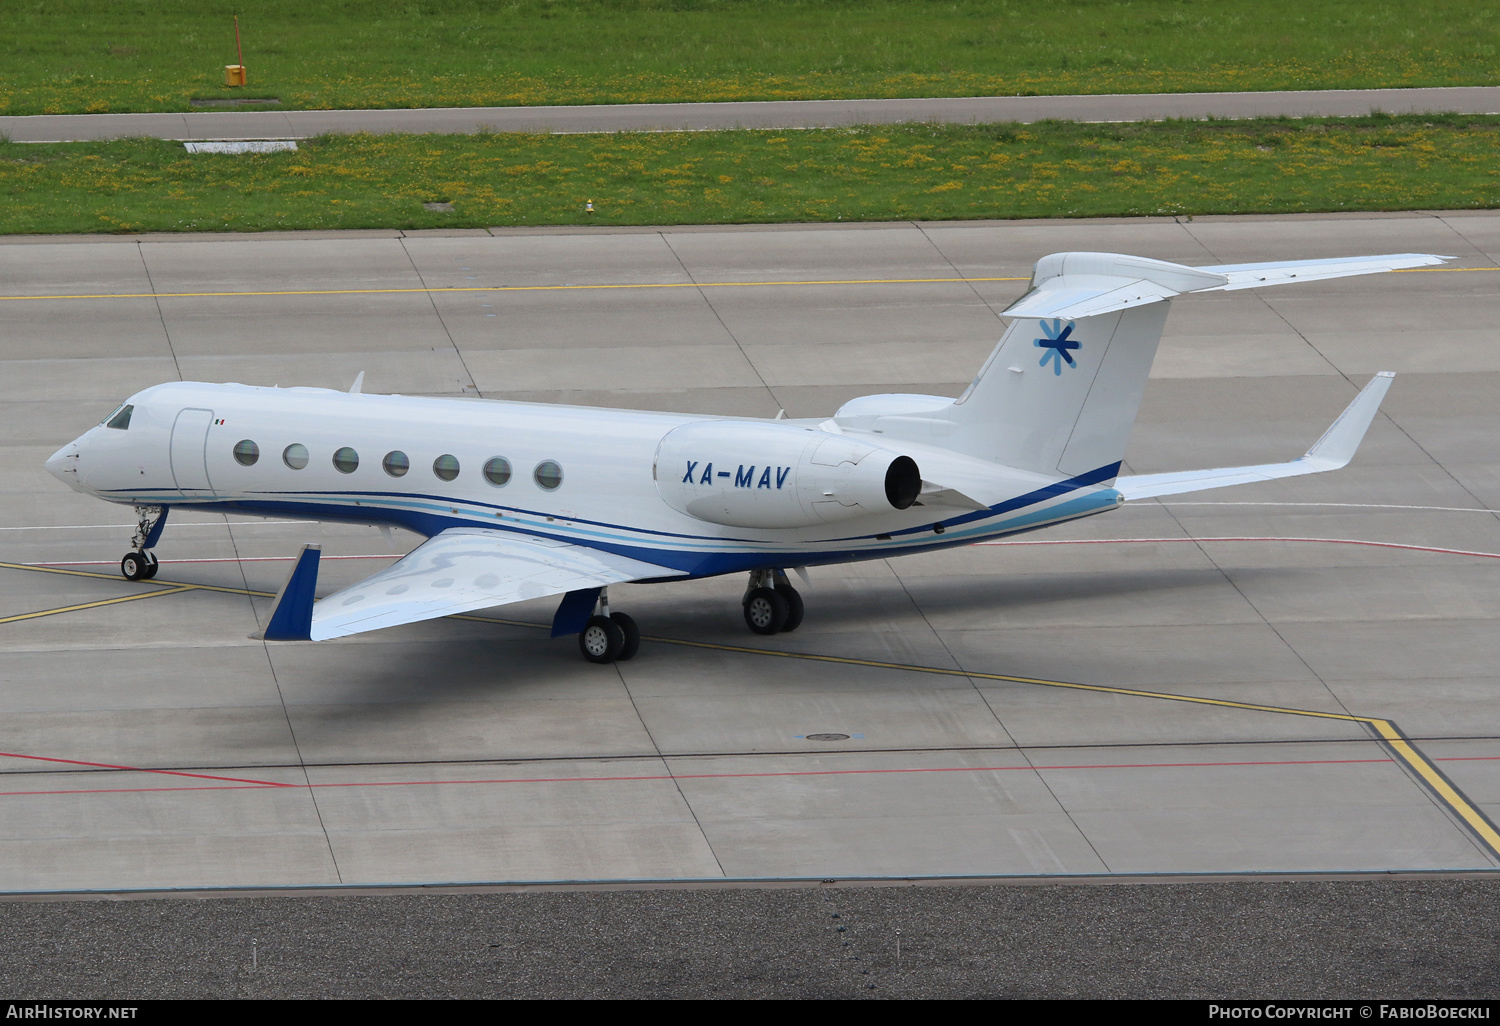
[1116,372,1394,500]
[1200,254,1453,291]
[308,528,684,641]
[1002,252,1449,321]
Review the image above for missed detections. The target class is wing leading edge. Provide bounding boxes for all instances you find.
[1116,372,1393,500]
[264,528,685,641]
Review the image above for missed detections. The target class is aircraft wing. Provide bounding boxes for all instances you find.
[305,528,685,641]
[1116,372,1393,500]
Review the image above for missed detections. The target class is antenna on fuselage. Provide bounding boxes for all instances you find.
[349,371,365,394]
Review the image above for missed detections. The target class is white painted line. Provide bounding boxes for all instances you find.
[1157,501,1500,514]
[980,536,1500,560]
[183,140,297,154]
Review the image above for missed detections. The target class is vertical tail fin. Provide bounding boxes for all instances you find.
[942,302,1170,480]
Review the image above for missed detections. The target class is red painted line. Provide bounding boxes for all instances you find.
[0,750,292,787]
[980,536,1500,560]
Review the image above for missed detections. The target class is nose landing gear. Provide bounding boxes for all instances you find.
[120,505,167,581]
[743,569,804,635]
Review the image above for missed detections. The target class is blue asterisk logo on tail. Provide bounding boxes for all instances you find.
[1034,319,1080,375]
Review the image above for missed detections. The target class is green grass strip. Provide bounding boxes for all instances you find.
[3,115,1498,235]
[2,0,1497,115]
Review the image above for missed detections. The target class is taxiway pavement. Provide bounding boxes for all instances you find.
[4,86,1500,142]
[2,213,1499,892]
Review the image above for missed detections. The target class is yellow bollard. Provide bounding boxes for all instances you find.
[224,65,247,87]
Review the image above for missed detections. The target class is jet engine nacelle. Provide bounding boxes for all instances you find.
[655,420,921,528]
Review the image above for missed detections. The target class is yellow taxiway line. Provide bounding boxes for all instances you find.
[0,585,194,625]
[0,265,1493,304]
[0,276,1027,303]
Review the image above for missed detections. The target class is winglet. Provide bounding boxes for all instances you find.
[1300,371,1394,472]
[349,371,365,394]
[256,545,322,641]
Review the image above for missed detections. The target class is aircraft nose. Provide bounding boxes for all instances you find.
[45,441,82,488]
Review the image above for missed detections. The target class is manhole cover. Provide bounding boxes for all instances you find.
[423,201,455,212]
[805,733,850,742]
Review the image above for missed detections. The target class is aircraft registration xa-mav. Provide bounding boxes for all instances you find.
[46,250,1445,662]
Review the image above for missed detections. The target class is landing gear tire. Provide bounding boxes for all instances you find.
[609,612,641,661]
[579,614,625,664]
[743,587,789,635]
[120,551,156,582]
[775,582,804,633]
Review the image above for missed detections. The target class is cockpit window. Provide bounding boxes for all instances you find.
[105,404,134,430]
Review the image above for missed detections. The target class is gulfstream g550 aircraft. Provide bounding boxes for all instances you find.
[45,250,1445,662]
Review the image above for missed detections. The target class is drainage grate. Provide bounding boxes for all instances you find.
[804,733,851,742]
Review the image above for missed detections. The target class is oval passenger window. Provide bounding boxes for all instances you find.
[283,443,309,470]
[534,460,563,490]
[333,447,360,474]
[433,454,460,482]
[383,451,410,477]
[233,439,259,466]
[483,456,512,487]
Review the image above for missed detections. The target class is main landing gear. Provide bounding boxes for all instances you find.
[119,505,166,581]
[578,588,641,665]
[743,569,804,636]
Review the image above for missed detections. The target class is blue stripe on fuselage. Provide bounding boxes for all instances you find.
[161,471,1121,580]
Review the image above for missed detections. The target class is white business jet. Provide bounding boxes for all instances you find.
[45,250,1444,662]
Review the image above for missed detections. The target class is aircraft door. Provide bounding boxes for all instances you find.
[169,408,216,496]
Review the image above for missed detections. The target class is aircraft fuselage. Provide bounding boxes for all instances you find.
[46,381,1122,580]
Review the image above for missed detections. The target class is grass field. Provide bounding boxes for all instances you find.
[2,115,1495,235]
[3,1,1498,116]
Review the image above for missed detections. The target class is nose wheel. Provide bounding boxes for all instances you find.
[120,550,159,581]
[119,506,168,581]
[743,569,804,635]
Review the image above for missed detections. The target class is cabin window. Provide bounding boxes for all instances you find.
[433,454,460,482]
[283,443,309,470]
[105,404,134,430]
[383,451,410,477]
[333,447,360,474]
[534,460,563,491]
[483,457,512,487]
[233,440,259,466]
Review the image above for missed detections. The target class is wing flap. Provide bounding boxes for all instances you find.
[309,528,684,640]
